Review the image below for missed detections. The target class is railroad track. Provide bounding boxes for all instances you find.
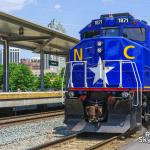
[29,132,122,150]
[0,110,64,126]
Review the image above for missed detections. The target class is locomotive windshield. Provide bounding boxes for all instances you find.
[122,28,145,42]
[83,30,99,38]
[82,25,145,42]
[102,28,120,36]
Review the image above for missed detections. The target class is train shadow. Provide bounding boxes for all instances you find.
[53,126,79,137]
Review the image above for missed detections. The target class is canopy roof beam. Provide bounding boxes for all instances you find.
[0,35,52,42]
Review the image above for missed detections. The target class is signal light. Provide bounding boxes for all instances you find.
[68,91,75,98]
[97,41,103,46]
[97,48,103,53]
[121,92,129,98]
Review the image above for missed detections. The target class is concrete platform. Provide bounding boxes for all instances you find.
[0,92,64,108]
[0,97,63,108]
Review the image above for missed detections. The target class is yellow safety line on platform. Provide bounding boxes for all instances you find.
[0,92,63,100]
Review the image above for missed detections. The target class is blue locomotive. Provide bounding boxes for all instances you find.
[64,13,150,133]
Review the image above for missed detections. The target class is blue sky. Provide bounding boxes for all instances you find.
[0,0,150,58]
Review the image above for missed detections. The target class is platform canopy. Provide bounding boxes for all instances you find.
[0,11,79,56]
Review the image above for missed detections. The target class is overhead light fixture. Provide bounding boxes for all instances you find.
[19,26,24,35]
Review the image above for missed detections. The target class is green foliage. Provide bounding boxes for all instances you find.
[60,67,65,77]
[9,63,39,91]
[44,68,65,90]
[52,76,63,90]
[59,67,66,88]
[44,72,56,89]
[0,63,65,91]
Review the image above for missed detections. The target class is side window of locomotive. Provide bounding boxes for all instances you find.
[103,28,120,36]
[122,28,145,42]
[83,31,100,39]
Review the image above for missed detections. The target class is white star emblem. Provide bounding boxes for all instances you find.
[89,57,115,85]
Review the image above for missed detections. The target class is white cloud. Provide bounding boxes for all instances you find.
[0,0,36,12]
[54,4,61,10]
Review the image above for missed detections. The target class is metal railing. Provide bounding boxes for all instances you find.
[103,60,142,107]
[61,60,142,106]
[61,61,87,103]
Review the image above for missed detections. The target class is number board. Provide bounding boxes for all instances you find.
[116,17,130,23]
[94,19,103,25]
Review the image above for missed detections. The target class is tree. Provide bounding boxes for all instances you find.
[32,75,40,91]
[44,72,56,90]
[52,75,63,90]
[44,71,64,91]
[60,67,65,77]
[0,63,66,91]
[9,63,39,91]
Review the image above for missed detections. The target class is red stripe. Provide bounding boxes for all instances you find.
[69,87,150,92]
[69,87,129,91]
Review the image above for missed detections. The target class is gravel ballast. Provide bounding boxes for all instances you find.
[0,116,76,150]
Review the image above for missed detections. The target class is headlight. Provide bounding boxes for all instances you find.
[121,92,129,98]
[97,48,103,53]
[97,41,103,46]
[68,91,75,98]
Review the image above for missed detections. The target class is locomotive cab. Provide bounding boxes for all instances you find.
[64,13,150,133]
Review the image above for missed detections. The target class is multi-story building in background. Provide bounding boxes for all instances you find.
[45,19,66,74]
[9,48,20,64]
[44,54,65,74]
[0,50,2,65]
[0,47,20,65]
[58,56,66,72]
[20,55,65,76]
[48,19,66,33]
[20,57,40,76]
[44,54,58,73]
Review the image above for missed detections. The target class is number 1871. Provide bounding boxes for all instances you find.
[118,18,129,23]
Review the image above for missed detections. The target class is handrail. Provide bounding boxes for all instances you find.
[103,60,142,107]
[130,62,139,107]
[133,62,142,106]
[62,60,142,106]
[61,61,87,103]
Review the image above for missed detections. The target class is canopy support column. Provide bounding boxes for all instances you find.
[3,40,9,92]
[40,49,44,91]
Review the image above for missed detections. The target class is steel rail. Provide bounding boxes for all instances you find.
[29,132,120,150]
[0,110,64,125]
[28,133,81,150]
[86,135,118,150]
